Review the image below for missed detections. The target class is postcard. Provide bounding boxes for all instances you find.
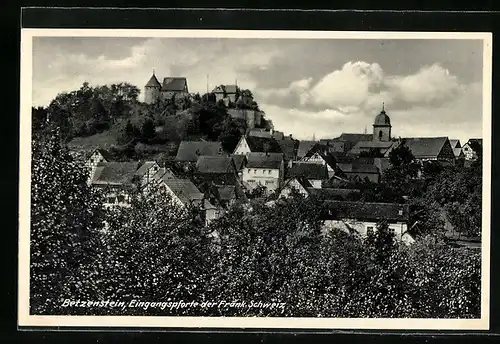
[18,29,492,330]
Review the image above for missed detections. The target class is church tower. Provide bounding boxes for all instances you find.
[144,71,161,104]
[373,103,391,142]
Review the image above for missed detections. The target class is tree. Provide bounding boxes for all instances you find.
[141,117,156,142]
[30,129,105,314]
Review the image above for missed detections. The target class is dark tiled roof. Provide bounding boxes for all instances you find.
[161,77,188,92]
[467,138,483,146]
[277,139,298,161]
[134,161,158,177]
[246,152,283,169]
[402,137,449,159]
[287,162,328,180]
[272,131,285,140]
[245,136,283,153]
[307,187,360,200]
[336,133,373,143]
[322,200,409,222]
[163,178,204,205]
[176,141,223,162]
[92,162,140,186]
[297,141,318,159]
[231,154,246,170]
[336,162,379,174]
[196,156,235,174]
[145,74,161,87]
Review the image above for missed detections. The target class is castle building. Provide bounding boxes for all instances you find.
[144,72,189,104]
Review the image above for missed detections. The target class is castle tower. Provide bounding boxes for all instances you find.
[373,103,391,142]
[144,71,161,104]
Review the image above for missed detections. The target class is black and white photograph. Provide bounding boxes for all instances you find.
[18,29,492,330]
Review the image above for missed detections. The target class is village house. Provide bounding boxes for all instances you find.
[321,200,413,243]
[327,133,374,154]
[278,177,360,201]
[195,155,239,186]
[90,161,141,208]
[212,84,239,104]
[286,162,329,189]
[230,154,247,178]
[277,138,299,163]
[401,137,456,164]
[85,148,114,183]
[462,138,483,161]
[335,157,381,183]
[242,152,284,193]
[144,73,189,104]
[233,135,283,156]
[298,143,337,178]
[143,167,177,194]
[162,178,205,209]
[134,161,161,188]
[175,141,225,166]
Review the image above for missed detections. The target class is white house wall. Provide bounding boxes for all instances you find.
[243,167,281,192]
[322,219,407,240]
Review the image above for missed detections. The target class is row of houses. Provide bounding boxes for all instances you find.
[80,106,482,244]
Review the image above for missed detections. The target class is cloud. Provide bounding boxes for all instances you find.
[256,61,470,115]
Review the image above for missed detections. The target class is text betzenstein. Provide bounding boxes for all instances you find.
[61,299,286,311]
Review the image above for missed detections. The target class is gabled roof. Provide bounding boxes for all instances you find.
[246,152,283,169]
[196,156,235,174]
[287,162,328,180]
[282,177,312,190]
[297,140,318,159]
[163,178,204,205]
[277,139,298,161]
[453,147,464,157]
[231,154,247,170]
[87,148,114,162]
[92,162,140,186]
[145,74,161,87]
[152,167,176,182]
[176,141,223,162]
[244,136,283,153]
[212,85,238,94]
[322,200,409,222]
[449,139,461,148]
[161,77,188,92]
[402,137,449,159]
[134,161,158,177]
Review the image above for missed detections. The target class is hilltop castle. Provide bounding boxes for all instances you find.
[144,72,189,104]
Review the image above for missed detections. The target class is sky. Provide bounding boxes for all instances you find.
[32,36,485,143]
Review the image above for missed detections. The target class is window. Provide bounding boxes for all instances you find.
[268,170,271,174]
[248,169,251,173]
[379,130,383,140]
[265,180,273,185]
[254,169,257,173]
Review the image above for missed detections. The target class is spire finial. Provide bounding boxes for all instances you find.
[382,102,385,112]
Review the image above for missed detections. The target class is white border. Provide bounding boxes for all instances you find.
[18,29,493,330]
